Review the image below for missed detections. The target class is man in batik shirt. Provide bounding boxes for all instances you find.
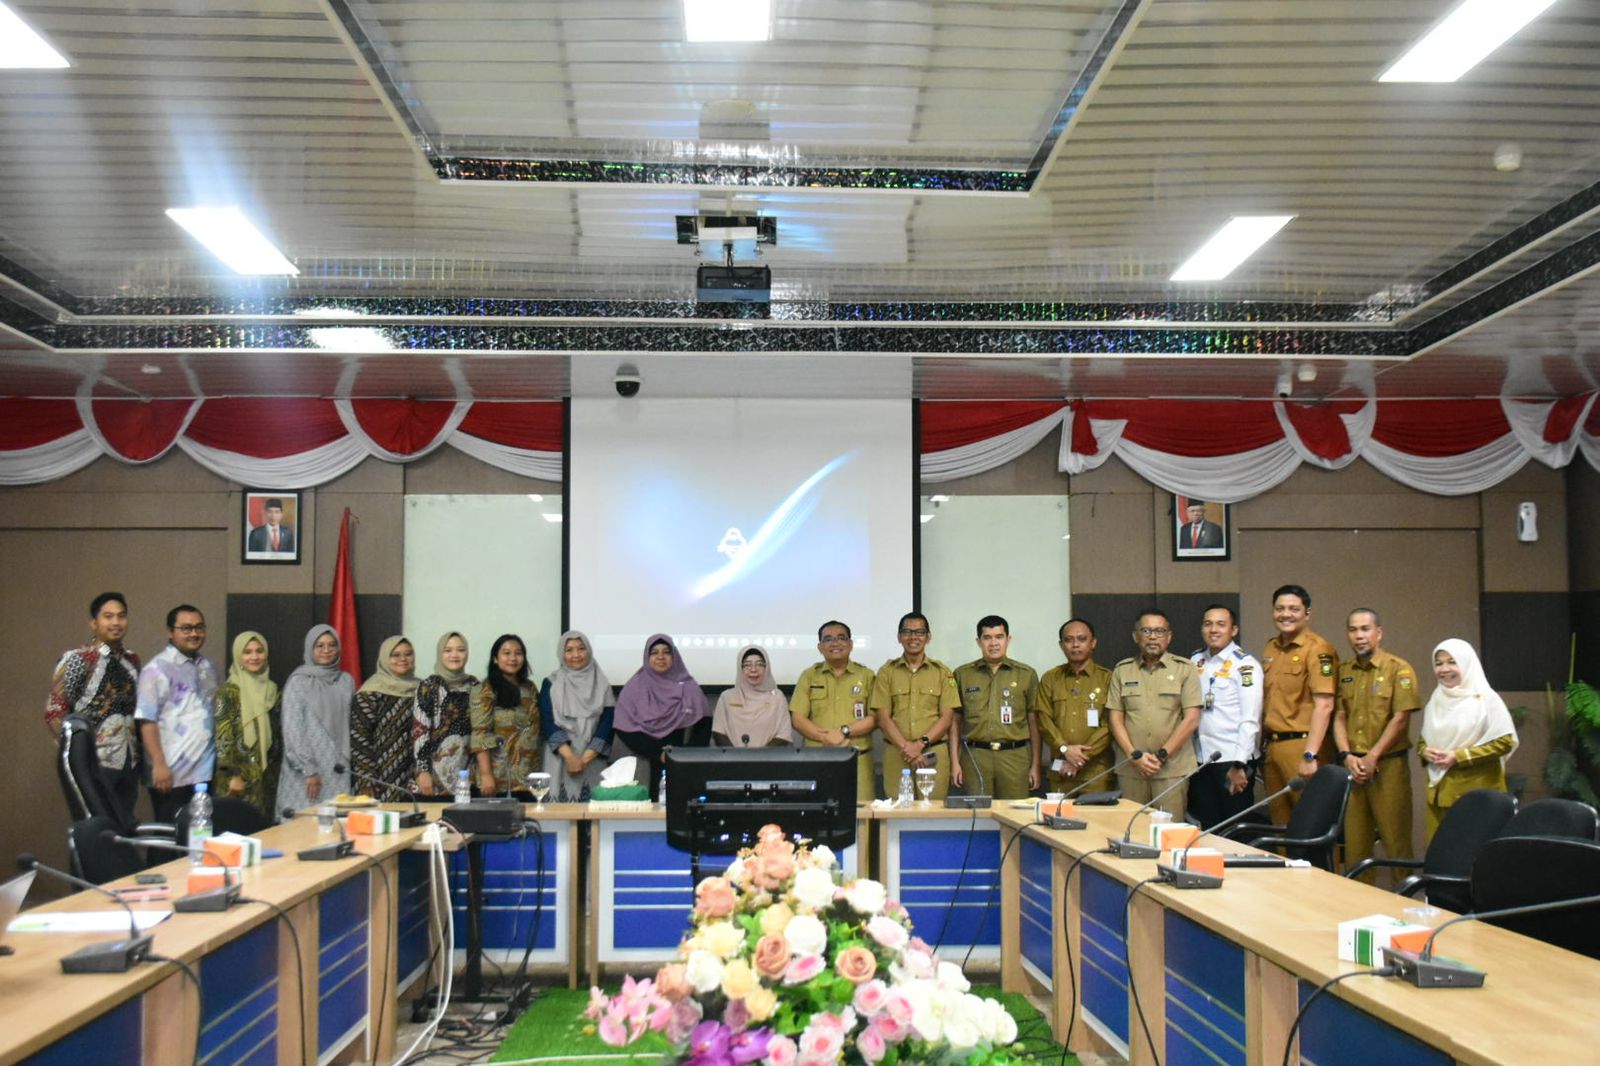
[47,592,143,811]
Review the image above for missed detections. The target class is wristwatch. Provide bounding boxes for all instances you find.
[1336,749,1352,761]
[1302,751,1317,762]
[918,734,931,745]
[840,724,852,739]
[1130,749,1144,760]
[1156,747,1169,763]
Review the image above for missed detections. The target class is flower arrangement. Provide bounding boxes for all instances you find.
[586,824,1026,1065]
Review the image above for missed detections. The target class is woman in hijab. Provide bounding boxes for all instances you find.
[471,634,540,796]
[613,633,709,800]
[211,630,281,816]
[712,645,793,748]
[413,631,477,797]
[1418,638,1518,841]
[539,630,615,801]
[351,636,420,792]
[276,624,354,816]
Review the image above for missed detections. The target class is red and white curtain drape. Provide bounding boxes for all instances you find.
[2,394,1596,500]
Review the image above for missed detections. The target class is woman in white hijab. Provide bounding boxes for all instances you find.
[711,645,794,748]
[1417,638,1518,841]
[538,630,614,801]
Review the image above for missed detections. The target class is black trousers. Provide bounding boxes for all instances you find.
[149,783,196,824]
[1186,761,1256,831]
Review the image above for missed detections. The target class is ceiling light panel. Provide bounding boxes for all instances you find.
[0,2,70,68]
[1170,216,1295,283]
[684,0,773,43]
[165,207,299,276]
[1379,0,1558,83]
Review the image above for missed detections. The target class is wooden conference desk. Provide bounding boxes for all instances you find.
[1,815,432,1066]
[991,802,1600,1066]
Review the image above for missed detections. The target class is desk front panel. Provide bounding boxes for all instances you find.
[450,823,571,965]
[198,919,279,1066]
[1018,835,1053,987]
[1078,865,1130,1055]
[317,872,370,1063]
[1293,979,1453,1066]
[396,850,433,987]
[18,997,141,1066]
[880,818,1000,962]
[1163,910,1244,1066]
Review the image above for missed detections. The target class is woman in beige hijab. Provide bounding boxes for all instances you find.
[711,645,794,748]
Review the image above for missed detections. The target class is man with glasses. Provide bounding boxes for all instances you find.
[1032,618,1114,793]
[954,615,1039,799]
[1261,584,1338,823]
[136,604,219,821]
[1188,605,1262,829]
[871,612,960,802]
[790,620,878,802]
[1105,609,1203,818]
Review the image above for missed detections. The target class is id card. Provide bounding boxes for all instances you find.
[1050,758,1066,774]
[999,703,1013,726]
[1086,707,1100,728]
[853,701,865,720]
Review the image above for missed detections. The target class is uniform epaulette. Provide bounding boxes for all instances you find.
[1115,656,1136,667]
[1190,648,1205,659]
[1232,647,1247,659]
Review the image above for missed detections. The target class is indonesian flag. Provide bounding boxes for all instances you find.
[330,508,362,685]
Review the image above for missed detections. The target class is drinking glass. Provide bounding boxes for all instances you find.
[915,768,936,808]
[526,771,552,810]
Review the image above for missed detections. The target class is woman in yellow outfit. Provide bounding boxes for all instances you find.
[1417,638,1518,841]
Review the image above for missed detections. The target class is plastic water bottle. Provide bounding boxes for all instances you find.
[898,768,914,808]
[187,783,212,865]
[658,767,668,806]
[454,769,471,806]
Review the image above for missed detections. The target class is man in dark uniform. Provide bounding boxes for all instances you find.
[1031,618,1114,792]
[954,615,1039,799]
[1105,609,1204,818]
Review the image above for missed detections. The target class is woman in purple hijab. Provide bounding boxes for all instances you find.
[613,633,709,800]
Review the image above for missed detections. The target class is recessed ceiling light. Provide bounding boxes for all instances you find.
[542,513,564,524]
[0,3,70,69]
[307,327,393,352]
[1379,0,1558,83]
[684,0,772,43]
[165,206,298,275]
[140,363,162,375]
[1170,215,1295,282]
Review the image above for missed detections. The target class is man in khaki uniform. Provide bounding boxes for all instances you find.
[1261,583,1339,824]
[789,620,877,802]
[872,612,960,801]
[1105,609,1204,818]
[1031,618,1113,793]
[1334,608,1421,884]
[954,615,1039,799]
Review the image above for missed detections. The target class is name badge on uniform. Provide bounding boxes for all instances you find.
[1000,702,1013,726]
[1086,707,1099,728]
[1204,691,1215,710]
[853,701,865,720]
[1050,758,1066,773]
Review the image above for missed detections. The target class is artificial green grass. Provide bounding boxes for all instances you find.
[490,984,1080,1065]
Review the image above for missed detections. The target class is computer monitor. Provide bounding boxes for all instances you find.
[663,746,858,854]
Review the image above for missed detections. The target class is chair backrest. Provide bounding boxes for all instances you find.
[174,796,273,846]
[1470,836,1600,959]
[1497,798,1599,841]
[68,815,149,884]
[1419,788,1517,913]
[1281,764,1352,867]
[56,717,138,835]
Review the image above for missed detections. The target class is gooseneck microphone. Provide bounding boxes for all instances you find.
[100,831,240,912]
[944,736,992,810]
[1106,752,1221,859]
[1156,776,1307,888]
[280,807,356,862]
[346,767,427,828]
[15,853,153,974]
[1040,751,1142,830]
[1383,891,1600,988]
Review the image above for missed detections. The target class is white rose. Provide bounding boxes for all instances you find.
[935,960,970,993]
[791,867,836,912]
[684,949,725,994]
[843,878,887,915]
[809,844,838,870]
[723,856,747,883]
[783,913,828,957]
[942,995,982,1051]
[901,981,941,1043]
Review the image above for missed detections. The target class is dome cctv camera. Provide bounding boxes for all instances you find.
[614,364,641,398]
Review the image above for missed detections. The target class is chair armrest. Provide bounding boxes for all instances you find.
[134,822,176,838]
[1228,820,1281,839]
[1247,833,1294,852]
[1345,856,1423,880]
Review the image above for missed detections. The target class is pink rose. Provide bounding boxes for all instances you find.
[872,1011,911,1045]
[654,963,693,1002]
[852,979,889,1017]
[723,996,750,1032]
[755,850,796,889]
[665,999,703,1044]
[866,915,908,952]
[695,876,738,919]
[883,991,914,1027]
[856,1024,887,1064]
[782,953,825,985]
[753,934,792,980]
[758,824,787,846]
[799,1020,845,1061]
[764,1034,798,1066]
[834,945,877,984]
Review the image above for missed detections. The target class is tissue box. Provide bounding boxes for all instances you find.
[1338,914,1433,964]
[1148,822,1202,850]
[1167,847,1224,878]
[346,809,401,835]
[186,866,237,894]
[203,832,261,867]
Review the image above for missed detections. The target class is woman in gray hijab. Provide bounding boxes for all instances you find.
[275,624,355,817]
[537,630,615,801]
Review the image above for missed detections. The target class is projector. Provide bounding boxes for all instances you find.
[697,264,771,303]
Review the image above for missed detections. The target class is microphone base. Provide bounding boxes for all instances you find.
[60,935,153,974]
[396,810,428,829]
[1106,837,1160,859]
[1156,863,1222,889]
[1073,790,1121,806]
[1223,854,1287,869]
[175,883,241,913]
[1043,815,1088,831]
[297,840,355,861]
[943,795,992,810]
[1382,947,1486,989]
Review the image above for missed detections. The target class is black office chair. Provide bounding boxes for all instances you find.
[1470,836,1600,960]
[67,815,155,884]
[1235,764,1352,870]
[1344,787,1515,913]
[1495,797,1599,841]
[56,715,173,840]
[174,796,273,846]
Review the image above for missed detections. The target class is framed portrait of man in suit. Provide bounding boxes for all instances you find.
[1173,494,1229,561]
[243,490,302,564]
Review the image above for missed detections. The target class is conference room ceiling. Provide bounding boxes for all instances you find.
[2,0,1600,402]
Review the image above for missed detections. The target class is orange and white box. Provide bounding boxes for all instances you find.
[1165,846,1225,879]
[202,832,261,867]
[1148,821,1202,851]
[1337,914,1433,964]
[346,809,401,835]
[186,865,238,894]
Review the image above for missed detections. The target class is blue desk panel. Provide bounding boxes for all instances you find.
[1019,835,1054,986]
[20,996,140,1066]
[199,919,278,1066]
[1164,911,1245,1066]
[882,820,1001,961]
[1078,865,1130,1050]
[1294,980,1453,1066]
[449,822,570,964]
[317,872,370,1062]
[396,850,433,985]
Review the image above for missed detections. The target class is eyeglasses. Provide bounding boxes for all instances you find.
[899,628,930,638]
[1137,626,1170,636]
[818,635,852,645]
[173,624,207,634]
